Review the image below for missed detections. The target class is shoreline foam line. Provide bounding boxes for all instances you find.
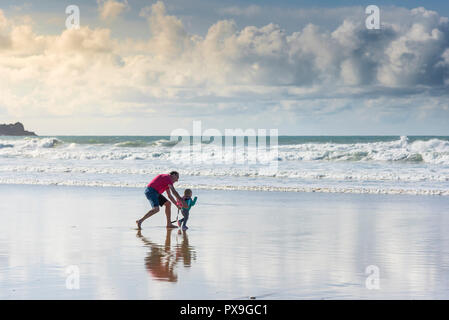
[0,179,447,196]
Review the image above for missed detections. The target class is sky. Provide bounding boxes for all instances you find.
[0,0,449,135]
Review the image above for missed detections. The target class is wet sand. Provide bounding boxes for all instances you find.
[1,184,449,299]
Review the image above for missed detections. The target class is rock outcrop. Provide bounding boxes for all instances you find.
[0,122,37,136]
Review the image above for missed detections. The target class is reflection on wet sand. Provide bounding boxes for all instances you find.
[136,229,196,282]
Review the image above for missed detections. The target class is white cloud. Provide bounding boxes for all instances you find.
[440,48,449,65]
[98,0,129,21]
[0,9,8,30]
[141,1,193,59]
[0,10,10,48]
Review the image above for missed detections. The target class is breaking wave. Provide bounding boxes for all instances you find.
[0,135,448,195]
[0,136,448,164]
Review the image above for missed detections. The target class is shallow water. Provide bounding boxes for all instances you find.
[1,184,449,299]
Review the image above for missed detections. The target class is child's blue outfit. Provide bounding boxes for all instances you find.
[178,196,197,230]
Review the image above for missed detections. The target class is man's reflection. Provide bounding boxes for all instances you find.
[136,229,196,282]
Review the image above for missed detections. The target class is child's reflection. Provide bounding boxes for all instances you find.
[136,229,196,282]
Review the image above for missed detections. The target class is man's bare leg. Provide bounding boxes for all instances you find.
[136,207,160,230]
[164,202,177,228]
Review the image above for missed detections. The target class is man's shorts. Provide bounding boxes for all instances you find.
[144,187,168,208]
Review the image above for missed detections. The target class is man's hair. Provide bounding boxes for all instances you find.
[170,171,179,176]
[184,189,192,195]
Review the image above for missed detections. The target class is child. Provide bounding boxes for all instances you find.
[176,189,197,231]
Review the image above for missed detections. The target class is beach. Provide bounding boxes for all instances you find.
[1,184,449,299]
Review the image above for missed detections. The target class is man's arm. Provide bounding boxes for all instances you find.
[165,188,178,206]
[169,184,187,208]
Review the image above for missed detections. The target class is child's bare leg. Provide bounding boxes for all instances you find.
[164,202,177,228]
[182,211,189,229]
[136,207,160,230]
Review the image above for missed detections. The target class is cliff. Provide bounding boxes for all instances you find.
[0,122,37,136]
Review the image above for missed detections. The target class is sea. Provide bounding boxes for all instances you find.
[0,135,448,195]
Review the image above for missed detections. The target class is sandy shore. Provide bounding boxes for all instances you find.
[1,184,449,299]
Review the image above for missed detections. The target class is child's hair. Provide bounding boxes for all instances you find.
[184,189,192,196]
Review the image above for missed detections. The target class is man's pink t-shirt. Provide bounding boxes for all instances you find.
[147,174,173,194]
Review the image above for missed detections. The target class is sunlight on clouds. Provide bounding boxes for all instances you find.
[98,0,129,21]
[0,2,448,131]
[0,9,8,29]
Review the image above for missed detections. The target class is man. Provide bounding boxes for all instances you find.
[136,171,187,230]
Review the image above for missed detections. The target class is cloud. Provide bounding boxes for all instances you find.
[0,2,448,128]
[0,9,8,30]
[98,0,129,21]
[0,10,10,48]
[140,1,193,60]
